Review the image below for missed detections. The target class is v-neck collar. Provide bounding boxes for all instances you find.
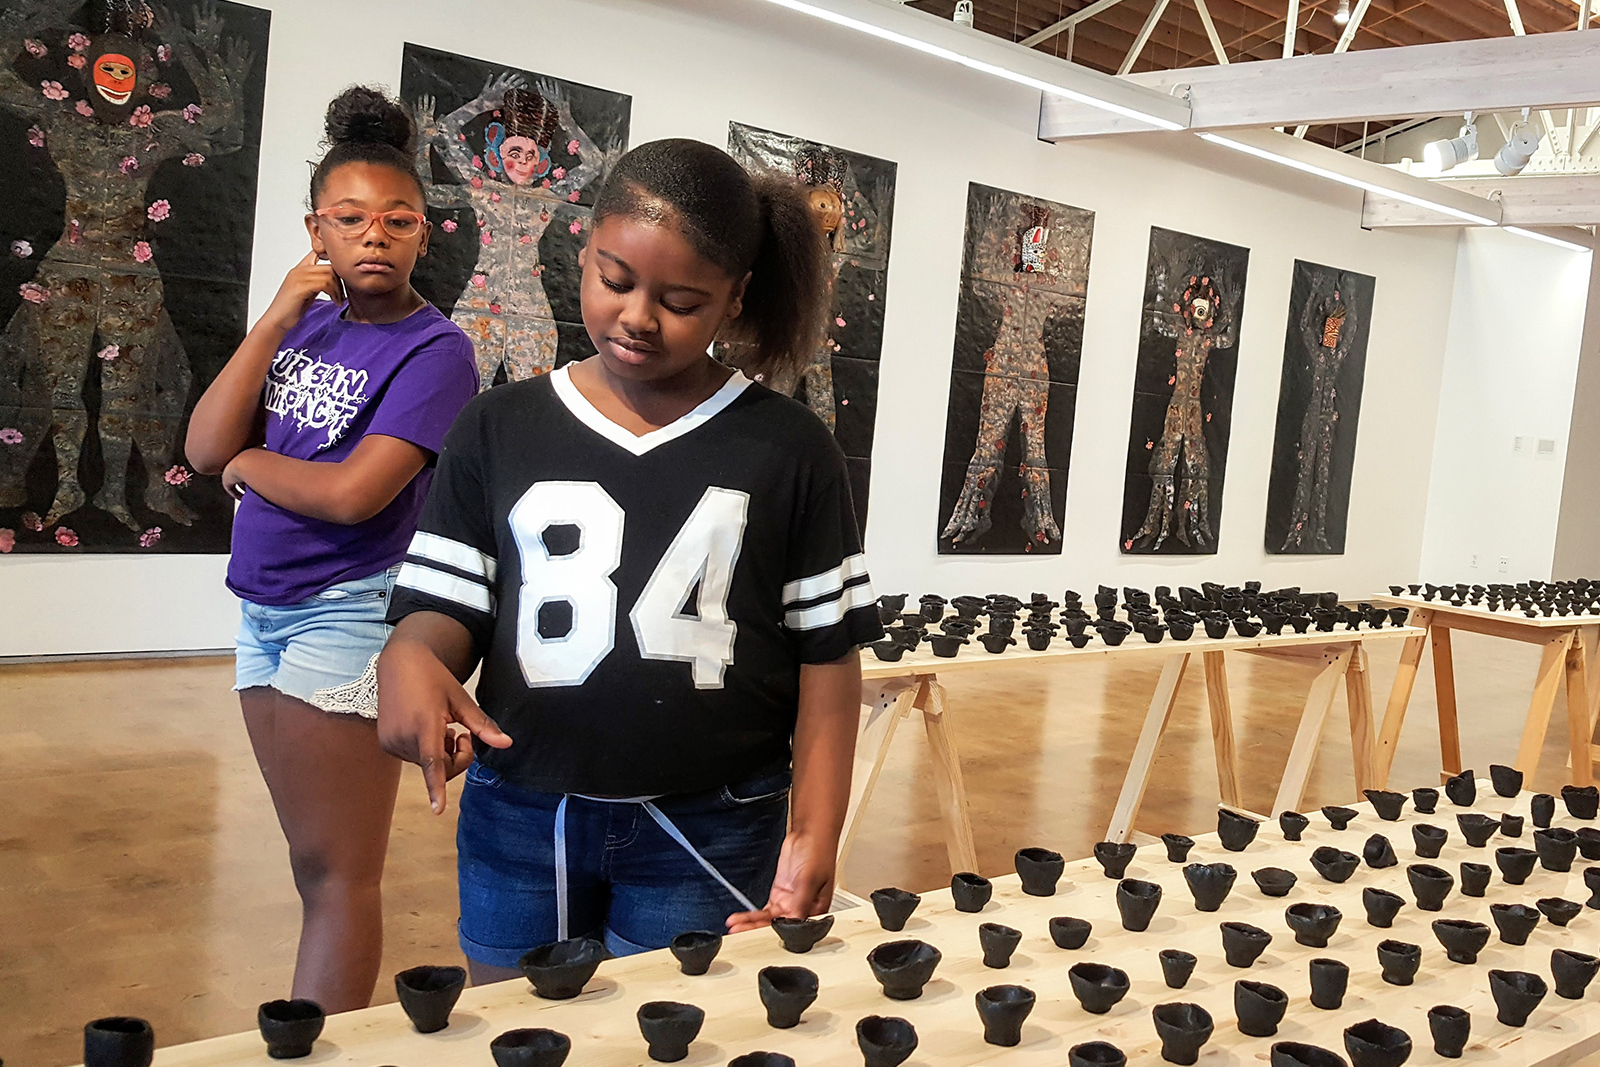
[550,363,752,457]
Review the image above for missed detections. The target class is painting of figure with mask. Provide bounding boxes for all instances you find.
[1120,226,1249,555]
[399,44,630,387]
[0,0,266,553]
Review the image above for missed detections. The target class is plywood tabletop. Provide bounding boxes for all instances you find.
[135,782,1600,1067]
[1373,595,1600,630]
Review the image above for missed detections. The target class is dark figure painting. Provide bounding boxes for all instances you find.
[399,44,630,387]
[0,0,267,554]
[938,182,1093,555]
[726,121,895,531]
[1120,226,1249,555]
[1264,260,1375,554]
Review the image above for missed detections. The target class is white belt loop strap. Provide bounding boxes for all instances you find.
[642,801,759,913]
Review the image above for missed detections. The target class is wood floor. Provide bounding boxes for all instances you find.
[0,634,1592,1066]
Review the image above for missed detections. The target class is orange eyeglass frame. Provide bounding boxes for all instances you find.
[313,207,428,240]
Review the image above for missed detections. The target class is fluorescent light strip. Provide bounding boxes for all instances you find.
[1505,226,1594,254]
[1198,132,1500,226]
[754,0,1185,130]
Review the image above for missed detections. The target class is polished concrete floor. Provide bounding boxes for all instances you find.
[0,633,1592,1066]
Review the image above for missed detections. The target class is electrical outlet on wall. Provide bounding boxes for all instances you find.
[1471,554,1479,569]
[1500,556,1510,573]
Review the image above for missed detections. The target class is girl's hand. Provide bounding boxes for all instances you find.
[264,250,343,334]
[220,448,258,499]
[726,829,837,933]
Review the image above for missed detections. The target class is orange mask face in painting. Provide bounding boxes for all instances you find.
[93,53,137,105]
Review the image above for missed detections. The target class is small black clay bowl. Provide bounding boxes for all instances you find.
[1218,808,1261,851]
[1489,969,1548,1027]
[1362,887,1404,928]
[1015,846,1065,895]
[394,964,467,1034]
[1537,896,1582,927]
[1221,921,1272,968]
[1412,787,1440,814]
[1069,1040,1127,1067]
[1495,846,1538,885]
[489,1028,572,1067]
[518,937,604,1000]
[1162,833,1195,862]
[1377,940,1421,986]
[258,999,325,1059]
[869,640,905,662]
[84,1017,155,1067]
[728,1054,794,1067]
[1234,980,1289,1038]
[1490,903,1541,945]
[1116,878,1163,932]
[870,888,920,932]
[1577,827,1600,860]
[1286,903,1342,948]
[1564,783,1600,820]
[866,939,941,1000]
[1050,916,1092,950]
[1068,961,1131,1014]
[1160,948,1198,989]
[1253,867,1297,898]
[637,1001,705,1063]
[1444,768,1477,807]
[1152,1002,1214,1066]
[772,914,833,953]
[669,930,722,976]
[1280,811,1311,841]
[1025,631,1052,651]
[1461,861,1492,897]
[1308,958,1349,1010]
[1068,632,1092,648]
[1490,763,1524,797]
[1322,806,1357,831]
[1429,1005,1470,1059]
[1532,793,1557,827]
[1456,813,1499,848]
[1588,866,1600,908]
[1184,862,1237,911]
[1094,841,1137,879]
[1311,847,1360,884]
[856,1015,917,1067]
[757,965,818,1028]
[979,922,1022,968]
[1552,948,1600,999]
[951,871,992,912]
[975,984,1036,1047]
[1412,824,1447,859]
[1343,1018,1412,1067]
[1407,863,1454,911]
[1364,789,1407,821]
[1363,834,1397,869]
[1535,826,1580,872]
[1270,1041,1347,1067]
[1502,813,1524,838]
[1432,919,1490,964]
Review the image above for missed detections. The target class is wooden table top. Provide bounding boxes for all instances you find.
[132,783,1600,1067]
[1374,594,1600,630]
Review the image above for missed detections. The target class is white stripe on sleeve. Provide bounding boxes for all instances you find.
[784,579,877,632]
[781,553,869,606]
[397,562,495,615]
[408,530,498,582]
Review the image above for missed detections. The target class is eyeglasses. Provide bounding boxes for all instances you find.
[313,207,427,240]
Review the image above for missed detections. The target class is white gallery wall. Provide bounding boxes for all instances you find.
[1553,259,1600,580]
[0,0,1483,655]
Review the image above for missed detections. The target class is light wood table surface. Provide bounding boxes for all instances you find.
[134,783,1600,1067]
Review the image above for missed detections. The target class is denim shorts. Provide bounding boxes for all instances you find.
[456,761,790,966]
[233,565,400,717]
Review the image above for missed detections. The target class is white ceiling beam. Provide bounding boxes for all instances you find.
[1019,0,1132,48]
[1363,174,1600,227]
[1039,31,1600,138]
[1193,0,1229,64]
[1283,0,1300,58]
[1294,0,1371,137]
[1119,0,1173,75]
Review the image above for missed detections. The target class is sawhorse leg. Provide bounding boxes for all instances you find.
[920,679,978,874]
[1346,644,1376,796]
[1432,625,1462,781]
[1203,651,1242,809]
[1106,652,1192,843]
[1374,608,1432,786]
[1565,635,1593,788]
[838,679,918,873]
[1272,646,1356,816]
[1515,631,1575,777]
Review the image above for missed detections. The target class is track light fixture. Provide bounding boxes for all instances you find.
[1495,109,1542,177]
[1332,0,1351,26]
[1423,114,1479,173]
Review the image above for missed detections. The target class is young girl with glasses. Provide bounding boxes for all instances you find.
[185,86,478,1011]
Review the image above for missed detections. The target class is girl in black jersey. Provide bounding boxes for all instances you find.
[376,139,884,980]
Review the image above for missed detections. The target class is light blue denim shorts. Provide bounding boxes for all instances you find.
[234,565,400,717]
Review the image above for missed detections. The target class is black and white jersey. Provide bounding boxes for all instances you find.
[387,365,883,796]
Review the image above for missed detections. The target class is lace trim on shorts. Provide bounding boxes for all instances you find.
[310,652,381,718]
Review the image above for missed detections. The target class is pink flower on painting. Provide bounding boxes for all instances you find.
[147,199,172,222]
[133,241,153,263]
[26,125,44,146]
[163,465,192,487]
[539,210,550,223]
[540,178,550,189]
[54,527,78,547]
[0,428,22,445]
[119,155,139,174]
[67,53,86,68]
[69,32,90,51]
[21,512,43,532]
[489,191,501,202]
[531,265,543,277]
[518,234,532,244]
[148,83,171,99]
[470,273,487,290]
[129,105,153,128]
[24,39,47,57]
[182,103,201,123]
[11,240,32,258]
[567,219,582,235]
[867,293,876,301]
[480,231,493,245]
[182,152,204,167]
[40,80,68,101]
[138,527,162,548]
[473,154,487,169]
[567,138,580,155]
[440,219,458,233]
[469,176,483,189]
[566,190,580,203]
[97,344,119,361]
[0,529,13,554]
[75,100,93,117]
[489,302,502,314]
[157,43,172,62]
[552,166,566,180]
[19,282,47,304]
[835,316,846,328]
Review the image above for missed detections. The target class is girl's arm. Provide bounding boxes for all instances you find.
[727,649,861,932]
[542,79,607,201]
[221,433,428,525]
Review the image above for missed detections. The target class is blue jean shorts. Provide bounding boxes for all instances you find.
[456,760,790,966]
[233,565,400,717]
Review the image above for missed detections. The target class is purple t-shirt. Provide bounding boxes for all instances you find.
[227,299,478,606]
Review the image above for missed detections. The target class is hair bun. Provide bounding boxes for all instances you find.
[324,85,415,154]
